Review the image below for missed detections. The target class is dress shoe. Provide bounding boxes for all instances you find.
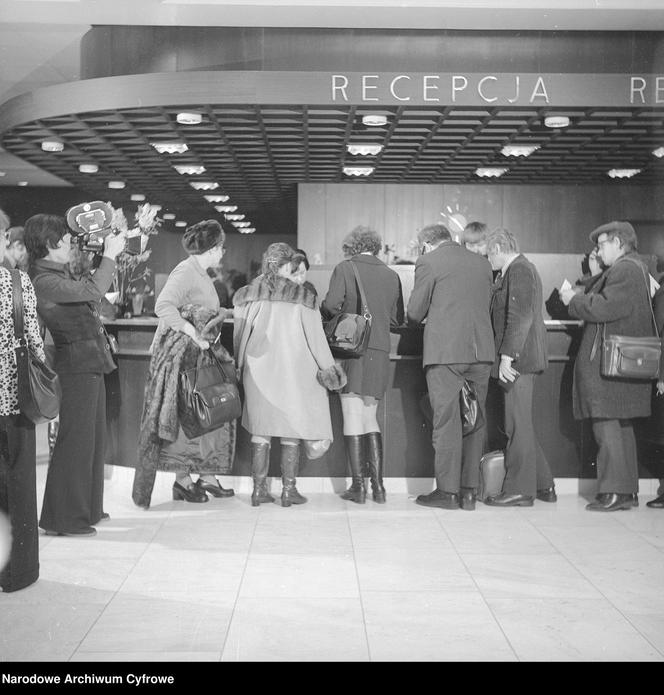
[647,493,664,509]
[172,481,208,503]
[460,488,476,511]
[195,478,235,498]
[536,486,557,503]
[586,492,633,512]
[484,492,534,507]
[594,492,638,507]
[97,512,110,522]
[44,527,97,537]
[415,489,459,510]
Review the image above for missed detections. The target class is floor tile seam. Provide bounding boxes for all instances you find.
[533,559,664,659]
[218,508,262,661]
[344,505,373,662]
[65,533,158,662]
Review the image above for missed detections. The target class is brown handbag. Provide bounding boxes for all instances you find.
[323,261,372,358]
[177,348,242,439]
[11,270,62,424]
[598,258,661,380]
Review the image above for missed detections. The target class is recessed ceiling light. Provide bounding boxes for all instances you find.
[653,147,664,158]
[343,165,375,176]
[544,115,570,128]
[175,221,187,227]
[190,181,219,190]
[362,114,388,127]
[162,213,176,220]
[177,112,202,125]
[239,228,256,234]
[130,194,146,201]
[204,194,229,203]
[607,168,641,178]
[233,221,251,228]
[501,144,540,157]
[215,205,238,213]
[347,143,383,156]
[17,181,28,186]
[41,139,64,152]
[108,180,125,189]
[224,213,245,221]
[475,167,508,178]
[151,141,188,154]
[173,164,206,175]
[78,163,99,174]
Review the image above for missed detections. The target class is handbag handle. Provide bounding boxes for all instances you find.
[349,261,372,322]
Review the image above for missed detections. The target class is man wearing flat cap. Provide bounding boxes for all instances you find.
[561,221,656,511]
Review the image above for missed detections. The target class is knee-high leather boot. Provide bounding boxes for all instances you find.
[251,442,274,507]
[47,419,59,464]
[365,432,386,503]
[280,444,307,507]
[341,435,366,504]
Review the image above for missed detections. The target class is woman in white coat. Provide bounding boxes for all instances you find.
[233,243,345,507]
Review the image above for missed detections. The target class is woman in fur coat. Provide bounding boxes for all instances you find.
[233,243,345,507]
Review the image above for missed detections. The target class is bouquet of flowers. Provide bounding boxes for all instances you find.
[109,203,161,309]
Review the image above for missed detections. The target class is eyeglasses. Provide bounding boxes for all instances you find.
[596,238,613,248]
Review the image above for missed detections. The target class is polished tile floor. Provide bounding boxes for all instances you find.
[2,453,664,662]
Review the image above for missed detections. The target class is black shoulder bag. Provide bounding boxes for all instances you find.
[324,261,372,358]
[11,270,62,423]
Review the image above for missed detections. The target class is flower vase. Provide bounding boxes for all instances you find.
[131,293,145,316]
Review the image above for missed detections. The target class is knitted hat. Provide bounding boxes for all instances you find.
[181,219,224,255]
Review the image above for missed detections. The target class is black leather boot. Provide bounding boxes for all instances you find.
[47,420,59,464]
[251,442,274,507]
[341,435,366,504]
[365,432,386,503]
[280,444,307,507]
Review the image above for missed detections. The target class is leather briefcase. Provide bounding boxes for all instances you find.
[478,450,506,501]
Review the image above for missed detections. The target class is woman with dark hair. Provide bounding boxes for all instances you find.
[322,226,404,504]
[0,227,45,589]
[233,243,345,507]
[25,213,126,537]
[133,219,236,507]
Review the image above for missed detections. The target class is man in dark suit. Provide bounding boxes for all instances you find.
[408,224,495,510]
[485,228,555,507]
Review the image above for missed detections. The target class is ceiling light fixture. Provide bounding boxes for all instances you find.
[162,213,176,220]
[0,171,5,177]
[175,221,187,227]
[151,141,188,154]
[17,181,28,186]
[652,147,664,158]
[501,144,540,157]
[177,112,203,125]
[343,165,375,177]
[347,143,383,156]
[215,205,238,213]
[224,213,245,221]
[239,228,256,234]
[108,180,125,189]
[544,115,570,129]
[190,181,219,190]
[78,163,98,174]
[362,114,388,127]
[475,167,508,178]
[607,168,641,178]
[41,139,64,152]
[130,194,145,201]
[151,205,162,211]
[233,221,251,228]
[204,194,229,203]
[173,164,206,175]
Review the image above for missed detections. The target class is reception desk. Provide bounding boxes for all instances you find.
[103,317,663,480]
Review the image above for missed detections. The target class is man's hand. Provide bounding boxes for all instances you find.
[103,231,127,261]
[656,380,664,397]
[182,322,210,350]
[498,354,518,383]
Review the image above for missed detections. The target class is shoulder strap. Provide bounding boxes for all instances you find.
[620,256,659,337]
[348,261,372,320]
[10,269,26,343]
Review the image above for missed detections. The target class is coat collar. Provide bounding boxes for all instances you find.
[31,258,70,277]
[233,274,317,309]
[349,253,385,266]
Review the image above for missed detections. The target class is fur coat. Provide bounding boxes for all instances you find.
[132,304,236,508]
[233,275,345,440]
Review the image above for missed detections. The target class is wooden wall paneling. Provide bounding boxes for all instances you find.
[604,184,657,222]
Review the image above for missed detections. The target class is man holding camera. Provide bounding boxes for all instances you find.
[25,213,126,537]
